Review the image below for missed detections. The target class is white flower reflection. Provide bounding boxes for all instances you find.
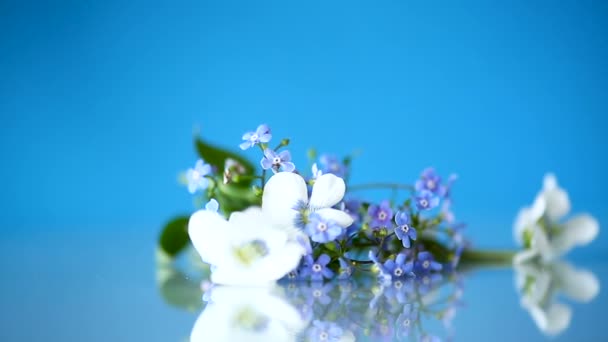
[190,286,305,342]
[514,260,600,336]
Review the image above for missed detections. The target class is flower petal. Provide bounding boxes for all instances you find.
[528,302,572,336]
[562,214,599,247]
[315,208,354,228]
[541,174,570,222]
[552,261,600,303]
[262,172,308,227]
[189,209,232,266]
[309,174,346,209]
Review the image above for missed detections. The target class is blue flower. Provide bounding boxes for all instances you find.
[415,251,442,274]
[300,254,334,281]
[239,124,272,150]
[382,253,414,280]
[303,282,334,306]
[414,190,440,211]
[305,213,342,243]
[368,200,394,228]
[394,211,417,248]
[205,198,219,212]
[418,273,443,294]
[371,252,414,281]
[415,167,446,196]
[307,320,344,342]
[318,154,347,178]
[396,303,418,339]
[186,159,212,194]
[260,148,295,174]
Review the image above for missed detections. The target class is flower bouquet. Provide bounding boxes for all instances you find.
[159,124,598,285]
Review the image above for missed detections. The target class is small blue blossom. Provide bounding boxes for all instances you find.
[307,320,344,342]
[368,200,394,228]
[260,148,295,174]
[415,251,442,274]
[382,253,414,280]
[414,190,440,211]
[305,213,342,243]
[303,282,335,306]
[337,258,353,280]
[394,211,417,248]
[186,159,212,194]
[415,167,446,196]
[396,303,418,339]
[239,124,272,150]
[318,154,347,178]
[204,198,219,212]
[371,252,414,282]
[300,254,334,281]
[417,273,443,294]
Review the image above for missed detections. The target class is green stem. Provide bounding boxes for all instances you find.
[348,182,415,192]
[460,249,516,265]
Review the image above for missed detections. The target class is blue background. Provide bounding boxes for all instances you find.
[2,0,606,252]
[1,1,608,341]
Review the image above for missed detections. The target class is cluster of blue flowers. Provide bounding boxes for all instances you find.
[184,123,467,283]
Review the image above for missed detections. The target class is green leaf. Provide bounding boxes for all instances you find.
[195,136,256,177]
[215,182,261,215]
[159,216,191,257]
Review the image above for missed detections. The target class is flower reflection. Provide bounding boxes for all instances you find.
[514,259,599,336]
[190,286,306,342]
[287,274,462,341]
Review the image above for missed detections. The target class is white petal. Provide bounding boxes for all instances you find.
[540,174,570,222]
[211,241,304,286]
[191,286,303,342]
[309,173,346,209]
[529,302,572,336]
[552,261,600,303]
[563,214,599,246]
[254,241,305,281]
[316,208,354,228]
[262,172,308,227]
[189,210,232,266]
[513,196,545,245]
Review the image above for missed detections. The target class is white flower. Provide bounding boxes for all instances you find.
[262,172,354,233]
[514,260,599,336]
[513,173,599,262]
[190,286,305,342]
[188,207,305,285]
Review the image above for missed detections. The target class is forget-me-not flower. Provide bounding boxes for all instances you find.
[415,167,446,196]
[394,211,417,248]
[415,251,442,274]
[300,254,334,281]
[261,148,296,174]
[318,154,347,178]
[186,159,212,194]
[239,124,272,150]
[368,200,394,229]
[305,213,342,243]
[415,190,440,211]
